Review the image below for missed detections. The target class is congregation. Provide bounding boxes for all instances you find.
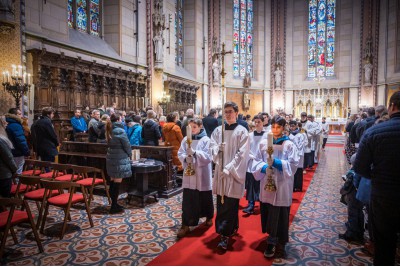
[0,92,399,265]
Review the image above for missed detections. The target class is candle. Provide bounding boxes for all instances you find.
[23,72,26,84]
[186,125,192,141]
[2,72,5,83]
[27,73,31,85]
[267,132,273,147]
[11,65,16,76]
[18,65,22,77]
[6,71,10,83]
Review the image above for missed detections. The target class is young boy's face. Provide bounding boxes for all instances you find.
[271,123,284,139]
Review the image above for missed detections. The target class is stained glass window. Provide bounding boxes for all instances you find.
[175,0,184,66]
[307,0,335,78]
[67,0,101,37]
[233,0,253,78]
[90,0,100,36]
[68,0,73,28]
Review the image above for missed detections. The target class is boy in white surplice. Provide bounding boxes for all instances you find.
[252,115,299,258]
[177,119,213,238]
[210,101,249,251]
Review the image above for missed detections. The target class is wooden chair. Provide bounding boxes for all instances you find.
[49,163,76,182]
[73,165,111,206]
[21,159,41,176]
[40,180,94,239]
[33,161,63,179]
[16,175,60,229]
[10,175,28,198]
[0,198,44,258]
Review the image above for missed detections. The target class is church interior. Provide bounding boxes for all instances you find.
[0,0,399,265]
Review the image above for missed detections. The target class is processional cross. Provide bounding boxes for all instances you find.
[213,42,232,204]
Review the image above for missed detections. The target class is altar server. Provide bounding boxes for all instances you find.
[243,115,268,214]
[310,115,322,164]
[252,115,299,258]
[288,121,308,191]
[210,101,249,251]
[177,119,213,238]
[321,117,329,151]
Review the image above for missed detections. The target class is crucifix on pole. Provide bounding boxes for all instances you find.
[213,42,232,204]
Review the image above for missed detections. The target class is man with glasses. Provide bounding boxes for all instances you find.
[5,108,30,174]
[210,101,249,251]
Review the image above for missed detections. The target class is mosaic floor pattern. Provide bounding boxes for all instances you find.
[3,147,393,265]
[274,147,373,266]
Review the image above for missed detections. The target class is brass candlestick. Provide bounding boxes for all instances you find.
[184,139,196,176]
[264,146,277,192]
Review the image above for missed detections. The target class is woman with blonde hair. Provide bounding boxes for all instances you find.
[0,115,17,197]
[106,113,132,214]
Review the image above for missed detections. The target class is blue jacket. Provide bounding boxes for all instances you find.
[5,114,30,157]
[353,112,400,200]
[106,122,132,178]
[127,123,143,146]
[70,116,87,134]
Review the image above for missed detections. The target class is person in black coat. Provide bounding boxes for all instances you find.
[202,108,219,137]
[141,110,161,146]
[353,91,400,266]
[0,116,17,198]
[31,107,59,162]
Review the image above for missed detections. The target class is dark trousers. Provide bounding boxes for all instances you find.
[215,195,239,237]
[345,189,364,238]
[310,150,315,166]
[245,172,260,202]
[293,168,303,191]
[371,195,400,266]
[304,152,313,169]
[182,189,214,226]
[260,203,290,245]
[322,138,328,148]
[0,178,12,198]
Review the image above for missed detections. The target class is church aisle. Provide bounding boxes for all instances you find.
[274,146,372,266]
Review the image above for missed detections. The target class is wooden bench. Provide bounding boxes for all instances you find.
[58,141,181,198]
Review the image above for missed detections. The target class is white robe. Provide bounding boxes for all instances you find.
[303,120,314,153]
[252,139,299,207]
[178,136,213,191]
[312,121,322,162]
[321,122,329,139]
[289,132,308,168]
[247,131,268,172]
[210,124,249,199]
[263,125,271,133]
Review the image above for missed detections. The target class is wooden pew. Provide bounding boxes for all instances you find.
[58,141,182,198]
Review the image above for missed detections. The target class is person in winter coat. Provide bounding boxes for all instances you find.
[97,114,109,143]
[141,110,161,146]
[252,115,299,259]
[127,115,143,146]
[353,91,400,265]
[70,109,87,137]
[106,113,132,214]
[177,118,213,238]
[30,107,59,163]
[162,113,184,171]
[88,110,101,143]
[5,108,30,174]
[202,108,219,138]
[0,115,18,198]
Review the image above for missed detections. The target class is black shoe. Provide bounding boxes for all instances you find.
[217,236,229,251]
[338,233,364,243]
[109,205,124,214]
[264,244,276,258]
[243,206,254,214]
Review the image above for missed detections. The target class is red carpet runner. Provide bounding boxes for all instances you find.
[148,168,316,266]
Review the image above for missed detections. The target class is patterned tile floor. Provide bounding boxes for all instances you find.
[274,147,373,266]
[3,147,393,265]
